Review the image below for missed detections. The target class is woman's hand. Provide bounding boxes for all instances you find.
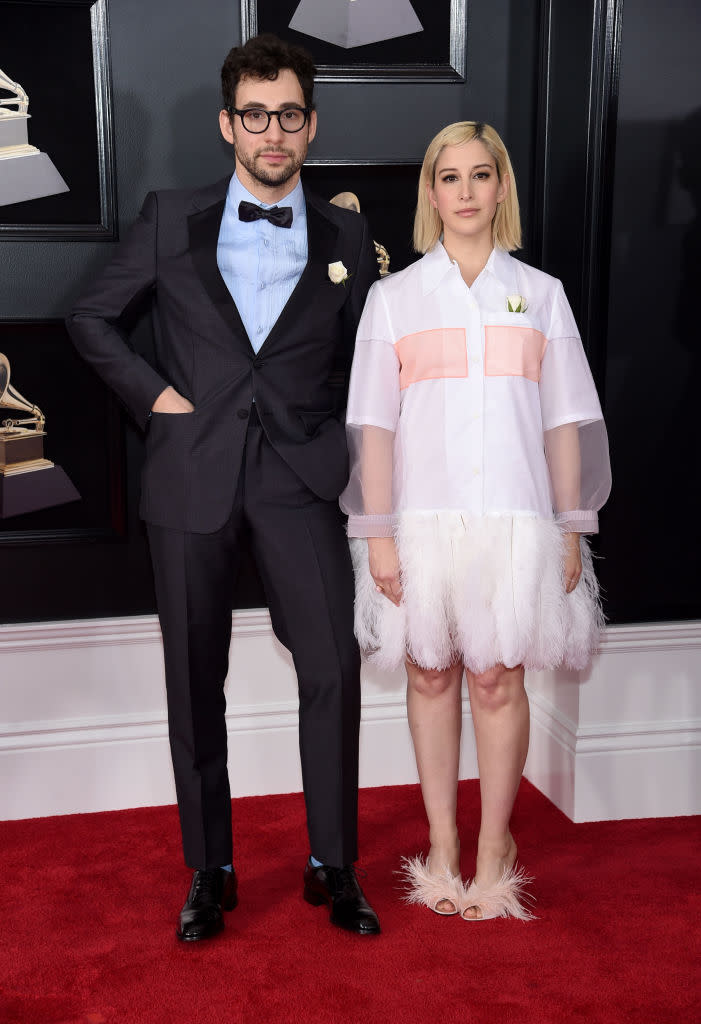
[564,532,582,593]
[368,537,403,606]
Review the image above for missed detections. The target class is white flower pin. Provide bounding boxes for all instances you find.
[506,294,528,313]
[328,260,350,285]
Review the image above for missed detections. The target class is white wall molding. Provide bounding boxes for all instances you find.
[527,687,578,753]
[2,692,474,754]
[0,609,272,653]
[598,620,701,653]
[577,717,701,754]
[527,687,701,755]
[2,613,699,822]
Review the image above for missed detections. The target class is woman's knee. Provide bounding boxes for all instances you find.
[468,665,524,711]
[407,663,461,698]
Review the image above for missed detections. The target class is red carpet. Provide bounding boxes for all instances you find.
[1,780,698,1024]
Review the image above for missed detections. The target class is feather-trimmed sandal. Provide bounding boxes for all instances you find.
[399,855,463,916]
[460,865,535,921]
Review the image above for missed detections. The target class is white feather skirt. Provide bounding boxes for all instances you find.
[350,512,604,674]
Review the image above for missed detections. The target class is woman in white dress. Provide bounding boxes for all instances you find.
[340,122,611,920]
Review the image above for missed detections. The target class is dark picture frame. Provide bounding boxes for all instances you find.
[241,0,467,83]
[0,0,117,240]
[0,320,126,544]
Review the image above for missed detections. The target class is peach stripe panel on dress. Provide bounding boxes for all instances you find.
[484,326,547,382]
[393,328,468,390]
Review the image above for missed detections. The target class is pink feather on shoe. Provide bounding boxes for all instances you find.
[460,864,536,921]
[399,855,463,915]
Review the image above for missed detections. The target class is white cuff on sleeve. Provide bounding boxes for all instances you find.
[556,510,599,534]
[347,514,398,538]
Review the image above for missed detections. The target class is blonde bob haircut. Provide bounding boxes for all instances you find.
[413,121,521,254]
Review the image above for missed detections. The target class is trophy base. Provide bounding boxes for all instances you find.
[1,458,54,476]
[0,464,80,518]
[0,429,47,468]
[0,114,32,149]
[0,150,69,208]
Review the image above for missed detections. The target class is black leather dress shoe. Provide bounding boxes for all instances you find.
[303,859,381,935]
[176,867,238,942]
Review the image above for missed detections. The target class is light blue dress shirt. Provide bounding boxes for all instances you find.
[217,172,308,353]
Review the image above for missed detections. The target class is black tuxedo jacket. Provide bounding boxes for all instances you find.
[67,176,379,533]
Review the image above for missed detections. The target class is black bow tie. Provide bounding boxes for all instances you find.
[238,200,293,228]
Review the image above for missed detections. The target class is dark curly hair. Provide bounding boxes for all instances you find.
[221,34,316,111]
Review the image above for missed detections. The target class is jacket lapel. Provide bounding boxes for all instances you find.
[257,188,340,356]
[187,176,251,346]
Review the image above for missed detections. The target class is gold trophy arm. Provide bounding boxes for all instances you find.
[374,240,390,276]
[2,411,46,432]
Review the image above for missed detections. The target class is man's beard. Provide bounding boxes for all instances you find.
[234,142,306,188]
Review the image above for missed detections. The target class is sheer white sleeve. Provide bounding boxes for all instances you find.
[540,283,611,533]
[340,284,401,538]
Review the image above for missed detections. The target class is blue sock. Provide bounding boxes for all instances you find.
[221,864,233,872]
[310,855,323,868]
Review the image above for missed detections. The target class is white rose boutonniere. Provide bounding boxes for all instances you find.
[506,294,528,313]
[328,261,350,285]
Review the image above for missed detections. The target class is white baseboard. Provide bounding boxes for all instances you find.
[525,622,701,821]
[2,614,698,823]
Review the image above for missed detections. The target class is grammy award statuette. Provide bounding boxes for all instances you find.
[0,67,69,208]
[0,353,79,518]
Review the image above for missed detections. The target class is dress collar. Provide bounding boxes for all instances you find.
[485,247,517,288]
[420,242,454,295]
[420,241,516,295]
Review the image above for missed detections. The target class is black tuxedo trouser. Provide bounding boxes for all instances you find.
[147,408,361,869]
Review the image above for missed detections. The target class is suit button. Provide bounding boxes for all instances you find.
[237,408,249,419]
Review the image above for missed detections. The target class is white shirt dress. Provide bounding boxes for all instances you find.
[341,243,611,673]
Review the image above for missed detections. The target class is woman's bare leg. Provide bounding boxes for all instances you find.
[406,660,464,881]
[464,663,529,919]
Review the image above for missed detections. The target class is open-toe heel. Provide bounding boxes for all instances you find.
[460,864,535,921]
[399,855,463,916]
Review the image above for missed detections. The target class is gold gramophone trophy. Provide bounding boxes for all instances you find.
[329,191,391,276]
[0,353,79,518]
[0,352,51,472]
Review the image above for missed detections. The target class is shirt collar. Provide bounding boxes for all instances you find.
[420,242,454,295]
[485,247,517,289]
[228,171,306,221]
[420,241,516,295]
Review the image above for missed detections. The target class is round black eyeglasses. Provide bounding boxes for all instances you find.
[228,106,311,134]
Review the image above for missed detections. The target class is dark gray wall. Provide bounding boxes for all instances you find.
[597,0,701,622]
[0,0,543,622]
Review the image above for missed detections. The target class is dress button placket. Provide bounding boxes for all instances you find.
[471,304,486,514]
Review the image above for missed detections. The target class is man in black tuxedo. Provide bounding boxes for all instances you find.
[67,34,380,940]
